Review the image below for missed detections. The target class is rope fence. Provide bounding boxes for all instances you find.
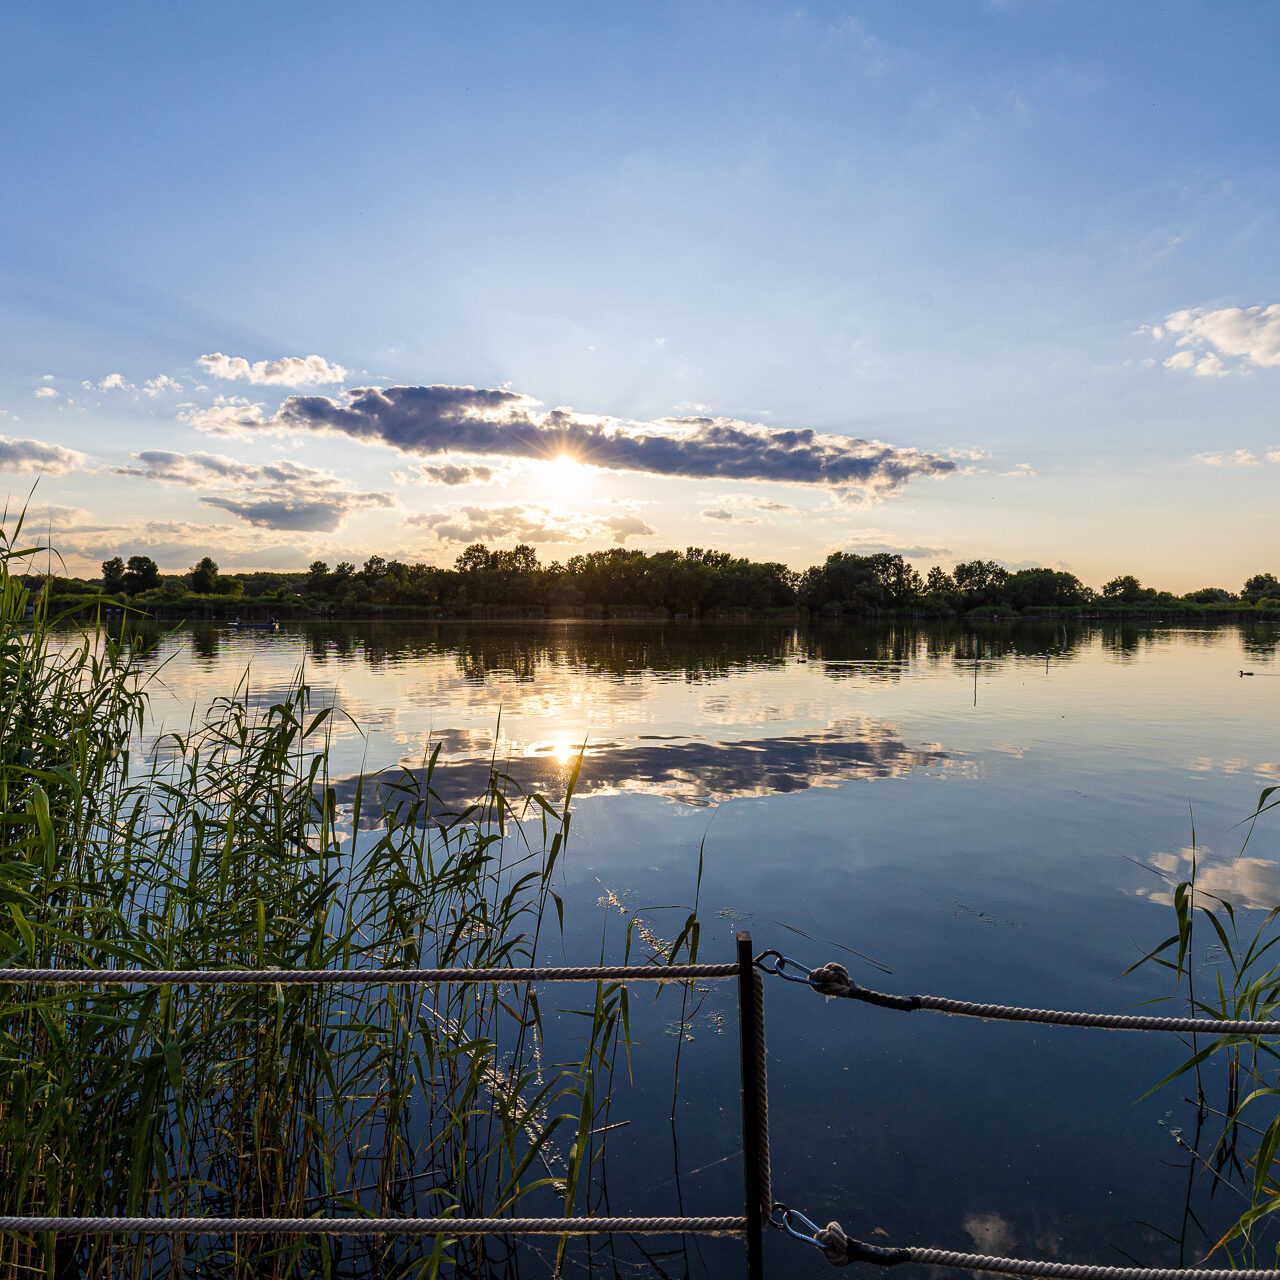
[757,952,1280,1036]
[0,963,738,986]
[11,937,1280,1275]
[0,946,762,1267]
[775,1208,1280,1278]
[0,1215,745,1238]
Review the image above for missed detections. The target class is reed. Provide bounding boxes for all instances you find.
[0,522,668,1278]
[1134,786,1280,1264]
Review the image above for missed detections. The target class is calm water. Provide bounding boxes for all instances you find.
[121,618,1280,1277]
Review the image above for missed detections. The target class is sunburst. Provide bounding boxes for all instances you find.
[539,454,595,502]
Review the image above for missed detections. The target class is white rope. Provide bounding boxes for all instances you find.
[807,963,1280,1035]
[0,963,738,987]
[0,1214,746,1237]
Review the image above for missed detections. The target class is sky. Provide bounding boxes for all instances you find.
[1,1,1277,593]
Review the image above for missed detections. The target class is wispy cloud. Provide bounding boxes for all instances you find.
[198,383,956,496]
[113,449,393,532]
[0,435,88,476]
[34,387,59,399]
[702,508,760,524]
[200,491,392,532]
[1147,304,1280,376]
[405,503,656,546]
[198,353,349,386]
[398,462,500,486]
[1196,449,1261,466]
[704,493,800,514]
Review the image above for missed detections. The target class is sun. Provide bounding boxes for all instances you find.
[540,454,594,502]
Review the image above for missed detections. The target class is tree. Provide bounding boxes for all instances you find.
[454,545,492,575]
[1184,586,1236,605]
[953,560,1010,607]
[1005,568,1087,609]
[189,556,220,594]
[1102,574,1144,604]
[306,560,330,594]
[122,555,160,595]
[1242,573,1280,603]
[101,556,126,593]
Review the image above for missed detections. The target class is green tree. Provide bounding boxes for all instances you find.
[122,555,160,595]
[1102,574,1144,603]
[189,556,220,594]
[1184,586,1236,605]
[454,544,492,575]
[101,556,126,593]
[1242,573,1280,602]
[953,560,1010,607]
[306,560,330,594]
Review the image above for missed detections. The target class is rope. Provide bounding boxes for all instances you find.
[807,1221,1280,1277]
[0,1215,746,1238]
[804,962,1280,1035]
[0,964,738,987]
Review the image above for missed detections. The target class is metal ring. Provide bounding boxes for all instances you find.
[754,951,816,985]
[769,1203,824,1249]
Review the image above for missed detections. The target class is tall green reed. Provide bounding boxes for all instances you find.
[1134,785,1280,1264]
[0,524,686,1278]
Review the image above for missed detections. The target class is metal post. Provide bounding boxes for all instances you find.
[737,930,768,1280]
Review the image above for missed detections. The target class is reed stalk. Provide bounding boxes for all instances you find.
[0,523,654,1278]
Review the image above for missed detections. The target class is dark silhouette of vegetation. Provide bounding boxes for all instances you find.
[36,543,1279,621]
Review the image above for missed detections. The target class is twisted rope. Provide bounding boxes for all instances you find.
[812,1222,1280,1277]
[0,1214,746,1237]
[0,964,738,987]
[806,963,1280,1035]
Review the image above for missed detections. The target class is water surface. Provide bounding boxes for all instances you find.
[122,618,1280,1277]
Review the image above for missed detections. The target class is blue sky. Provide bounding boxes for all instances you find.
[2,1,1277,591]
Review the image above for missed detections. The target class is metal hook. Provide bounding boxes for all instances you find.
[754,950,817,985]
[770,1203,825,1250]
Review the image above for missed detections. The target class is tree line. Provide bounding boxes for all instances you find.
[69,546,1280,618]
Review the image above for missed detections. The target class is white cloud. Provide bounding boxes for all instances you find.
[178,396,273,437]
[198,352,349,386]
[406,503,656,546]
[34,387,58,399]
[83,373,132,392]
[0,435,88,476]
[1195,449,1260,466]
[143,374,183,396]
[1154,303,1280,375]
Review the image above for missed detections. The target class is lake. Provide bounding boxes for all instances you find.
[119,617,1280,1277]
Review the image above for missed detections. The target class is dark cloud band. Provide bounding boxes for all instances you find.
[265,385,955,493]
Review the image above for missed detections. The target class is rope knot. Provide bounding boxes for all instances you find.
[816,1220,853,1265]
[809,962,854,998]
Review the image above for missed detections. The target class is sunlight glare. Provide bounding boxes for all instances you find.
[540,454,594,502]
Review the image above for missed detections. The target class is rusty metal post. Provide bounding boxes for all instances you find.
[737,930,769,1280]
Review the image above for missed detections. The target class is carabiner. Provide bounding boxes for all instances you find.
[754,950,817,985]
[769,1202,825,1250]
